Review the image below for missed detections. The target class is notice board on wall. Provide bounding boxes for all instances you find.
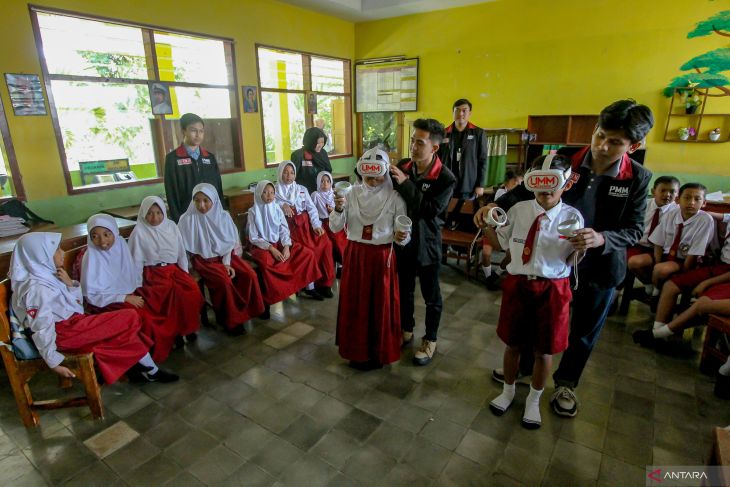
[355,58,418,113]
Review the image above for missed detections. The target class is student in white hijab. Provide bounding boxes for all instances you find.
[311,171,348,269]
[329,148,410,370]
[275,161,334,300]
[178,183,265,335]
[10,232,177,384]
[127,196,204,361]
[248,180,320,316]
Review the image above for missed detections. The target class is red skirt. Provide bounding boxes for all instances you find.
[703,282,730,300]
[336,241,400,365]
[497,274,572,355]
[322,218,348,264]
[192,254,265,329]
[137,265,205,362]
[287,212,335,287]
[249,242,320,305]
[55,310,151,385]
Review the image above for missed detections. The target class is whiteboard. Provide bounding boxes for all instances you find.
[355,58,418,113]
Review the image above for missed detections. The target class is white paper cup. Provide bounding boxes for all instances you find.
[485,207,507,227]
[557,218,581,238]
[395,215,412,233]
[334,181,352,198]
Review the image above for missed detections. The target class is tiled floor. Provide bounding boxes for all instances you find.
[0,266,728,486]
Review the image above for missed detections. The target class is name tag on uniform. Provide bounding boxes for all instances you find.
[302,160,313,167]
[202,158,211,164]
[362,224,373,240]
[177,158,192,165]
[421,183,431,192]
[467,135,474,140]
[513,238,525,244]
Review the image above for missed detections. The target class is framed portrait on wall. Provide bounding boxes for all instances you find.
[149,82,173,115]
[4,73,47,116]
[243,86,258,113]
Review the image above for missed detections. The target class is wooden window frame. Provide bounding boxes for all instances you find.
[0,96,27,201]
[29,5,244,195]
[356,111,405,163]
[255,44,352,168]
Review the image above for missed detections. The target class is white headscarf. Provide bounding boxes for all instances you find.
[81,214,142,298]
[353,158,394,225]
[311,171,334,219]
[252,180,287,243]
[275,161,299,207]
[128,196,188,271]
[9,232,84,315]
[178,183,240,258]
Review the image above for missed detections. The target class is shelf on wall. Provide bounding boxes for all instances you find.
[663,88,730,143]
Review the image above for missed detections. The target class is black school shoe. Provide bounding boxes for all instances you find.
[141,368,179,383]
[349,360,383,371]
[632,329,656,348]
[227,325,246,336]
[715,373,730,400]
[303,289,325,301]
[259,306,271,320]
[317,287,334,299]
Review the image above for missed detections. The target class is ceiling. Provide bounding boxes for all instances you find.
[277,0,495,22]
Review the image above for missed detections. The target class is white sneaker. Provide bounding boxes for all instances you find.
[550,386,578,417]
[413,339,436,366]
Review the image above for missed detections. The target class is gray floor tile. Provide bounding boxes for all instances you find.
[278,453,337,487]
[403,435,452,478]
[188,445,245,484]
[343,444,397,485]
[218,462,276,487]
[280,415,331,451]
[62,461,122,487]
[250,436,304,476]
[312,429,360,469]
[335,408,382,442]
[162,429,219,466]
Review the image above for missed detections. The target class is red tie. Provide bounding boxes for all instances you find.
[648,208,661,236]
[522,213,545,264]
[668,223,684,261]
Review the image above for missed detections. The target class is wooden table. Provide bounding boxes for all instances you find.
[102,205,142,220]
[706,201,730,213]
[0,218,136,278]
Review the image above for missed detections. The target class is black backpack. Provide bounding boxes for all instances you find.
[0,199,53,225]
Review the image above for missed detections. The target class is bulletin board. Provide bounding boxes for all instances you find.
[355,58,418,113]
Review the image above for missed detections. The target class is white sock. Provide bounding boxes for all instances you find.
[653,325,674,339]
[652,287,660,297]
[719,358,730,376]
[653,321,666,330]
[138,353,159,375]
[482,266,492,279]
[490,382,515,413]
[645,284,654,295]
[523,385,543,426]
[306,282,315,290]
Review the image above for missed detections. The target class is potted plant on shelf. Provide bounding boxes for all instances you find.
[709,128,722,142]
[677,85,703,114]
[677,127,696,140]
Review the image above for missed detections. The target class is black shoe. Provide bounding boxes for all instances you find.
[491,368,531,385]
[650,297,659,313]
[632,329,655,348]
[259,306,270,320]
[715,373,730,400]
[348,360,383,371]
[336,266,342,279]
[185,332,198,342]
[227,325,246,336]
[488,403,507,416]
[485,273,502,291]
[174,336,185,349]
[303,289,325,301]
[317,287,334,299]
[141,368,179,383]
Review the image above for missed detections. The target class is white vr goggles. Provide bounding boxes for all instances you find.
[357,148,390,177]
[523,153,572,193]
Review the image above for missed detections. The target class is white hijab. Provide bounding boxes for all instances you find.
[81,214,142,298]
[252,180,286,243]
[10,233,84,316]
[275,161,299,207]
[311,171,334,219]
[353,159,394,225]
[128,196,188,271]
[178,183,240,258]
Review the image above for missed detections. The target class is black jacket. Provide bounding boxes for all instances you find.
[291,127,332,193]
[393,155,456,266]
[496,146,651,288]
[439,122,488,197]
[164,145,224,222]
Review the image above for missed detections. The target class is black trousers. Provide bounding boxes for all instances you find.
[398,257,443,341]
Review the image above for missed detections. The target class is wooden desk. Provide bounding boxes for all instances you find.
[706,201,730,214]
[0,218,136,278]
[223,188,255,231]
[102,205,142,220]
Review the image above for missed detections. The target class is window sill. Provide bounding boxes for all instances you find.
[66,177,163,195]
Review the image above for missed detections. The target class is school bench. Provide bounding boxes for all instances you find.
[700,314,730,375]
[708,427,730,486]
[441,198,482,279]
[0,245,104,427]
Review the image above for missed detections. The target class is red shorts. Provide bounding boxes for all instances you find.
[670,263,730,292]
[497,274,571,355]
[702,282,730,300]
[627,245,652,260]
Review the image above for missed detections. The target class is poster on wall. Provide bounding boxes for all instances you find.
[243,86,258,113]
[355,58,418,113]
[4,73,47,116]
[149,82,173,115]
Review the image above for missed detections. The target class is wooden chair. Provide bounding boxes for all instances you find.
[0,246,103,427]
[700,313,730,375]
[441,199,482,279]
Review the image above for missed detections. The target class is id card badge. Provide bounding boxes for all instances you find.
[361,225,374,240]
[456,149,461,162]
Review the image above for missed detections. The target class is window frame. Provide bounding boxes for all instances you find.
[0,95,27,201]
[29,5,244,195]
[255,44,352,168]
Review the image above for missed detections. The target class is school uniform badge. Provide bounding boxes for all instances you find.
[177,158,192,165]
[26,308,38,319]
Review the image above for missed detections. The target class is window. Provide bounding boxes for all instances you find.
[257,46,352,166]
[0,97,26,200]
[358,112,404,163]
[31,9,242,193]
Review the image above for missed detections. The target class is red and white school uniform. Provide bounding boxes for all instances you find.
[247,180,320,305]
[10,233,151,384]
[275,161,335,288]
[179,183,265,329]
[627,198,677,259]
[329,170,409,365]
[311,171,348,264]
[671,216,730,292]
[128,196,204,361]
[649,206,715,262]
[496,199,584,354]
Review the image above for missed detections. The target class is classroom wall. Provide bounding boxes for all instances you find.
[1,0,356,225]
[355,0,730,192]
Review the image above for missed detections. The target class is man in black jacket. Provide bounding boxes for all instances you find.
[475,99,654,418]
[164,113,224,222]
[390,119,456,366]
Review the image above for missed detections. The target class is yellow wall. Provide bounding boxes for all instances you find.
[355,0,730,186]
[1,0,355,223]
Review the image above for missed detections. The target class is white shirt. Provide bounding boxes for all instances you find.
[640,199,678,247]
[276,183,322,229]
[494,188,507,200]
[497,199,583,279]
[649,207,715,259]
[329,187,410,246]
